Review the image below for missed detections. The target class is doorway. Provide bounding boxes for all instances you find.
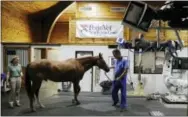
[3,47,30,88]
[76,51,93,92]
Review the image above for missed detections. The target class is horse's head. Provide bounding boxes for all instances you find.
[96,53,110,72]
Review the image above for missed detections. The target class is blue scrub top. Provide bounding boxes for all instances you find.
[114,58,129,80]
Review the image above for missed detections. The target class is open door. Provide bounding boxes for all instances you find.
[76,51,93,92]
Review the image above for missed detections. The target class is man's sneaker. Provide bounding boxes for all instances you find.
[112,102,118,106]
[120,108,128,112]
[9,102,14,108]
[15,100,21,107]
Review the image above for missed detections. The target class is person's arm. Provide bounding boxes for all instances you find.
[19,64,23,77]
[116,68,128,81]
[6,66,10,82]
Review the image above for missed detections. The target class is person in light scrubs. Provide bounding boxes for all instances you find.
[7,56,23,108]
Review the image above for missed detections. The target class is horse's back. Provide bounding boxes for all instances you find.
[28,59,80,70]
[27,59,83,81]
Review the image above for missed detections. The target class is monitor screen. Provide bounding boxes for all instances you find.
[122,1,156,32]
[172,58,188,69]
[181,58,188,69]
[138,6,154,31]
[124,3,144,25]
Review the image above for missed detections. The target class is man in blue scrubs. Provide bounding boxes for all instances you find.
[111,49,129,112]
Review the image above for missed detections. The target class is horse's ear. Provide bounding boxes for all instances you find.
[99,53,103,59]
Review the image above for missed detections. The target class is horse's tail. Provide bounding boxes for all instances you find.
[25,64,32,98]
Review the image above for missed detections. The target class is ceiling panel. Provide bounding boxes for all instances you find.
[2,1,165,22]
[2,1,59,14]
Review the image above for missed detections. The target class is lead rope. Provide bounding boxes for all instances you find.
[104,72,112,81]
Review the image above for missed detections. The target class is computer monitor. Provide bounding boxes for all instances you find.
[172,58,188,69]
[122,1,156,32]
[181,58,188,69]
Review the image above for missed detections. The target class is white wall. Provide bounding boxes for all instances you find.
[56,45,188,95]
[30,45,61,62]
[56,45,128,92]
[30,45,188,95]
[55,45,160,93]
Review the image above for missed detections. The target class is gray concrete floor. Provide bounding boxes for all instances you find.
[1,90,187,116]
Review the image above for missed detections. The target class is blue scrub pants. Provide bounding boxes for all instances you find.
[112,78,127,109]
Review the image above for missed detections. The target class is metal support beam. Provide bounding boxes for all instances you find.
[174,30,184,49]
[156,21,161,48]
[150,27,188,30]
[131,31,138,48]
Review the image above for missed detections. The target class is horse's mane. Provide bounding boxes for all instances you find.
[76,56,100,66]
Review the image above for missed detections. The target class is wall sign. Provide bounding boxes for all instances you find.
[76,21,124,38]
[79,6,93,12]
[110,7,126,12]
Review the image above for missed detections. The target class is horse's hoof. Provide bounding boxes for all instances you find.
[40,105,45,108]
[72,99,76,104]
[75,101,80,105]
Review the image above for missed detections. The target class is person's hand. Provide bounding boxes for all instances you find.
[110,66,114,69]
[115,77,120,81]
[20,72,24,78]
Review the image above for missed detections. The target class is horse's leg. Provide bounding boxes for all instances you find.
[35,80,45,108]
[30,80,39,112]
[29,84,36,112]
[72,82,81,105]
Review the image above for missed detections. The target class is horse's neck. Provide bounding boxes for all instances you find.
[78,57,98,72]
[83,63,93,72]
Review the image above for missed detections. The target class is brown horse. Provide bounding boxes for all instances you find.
[25,53,110,112]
